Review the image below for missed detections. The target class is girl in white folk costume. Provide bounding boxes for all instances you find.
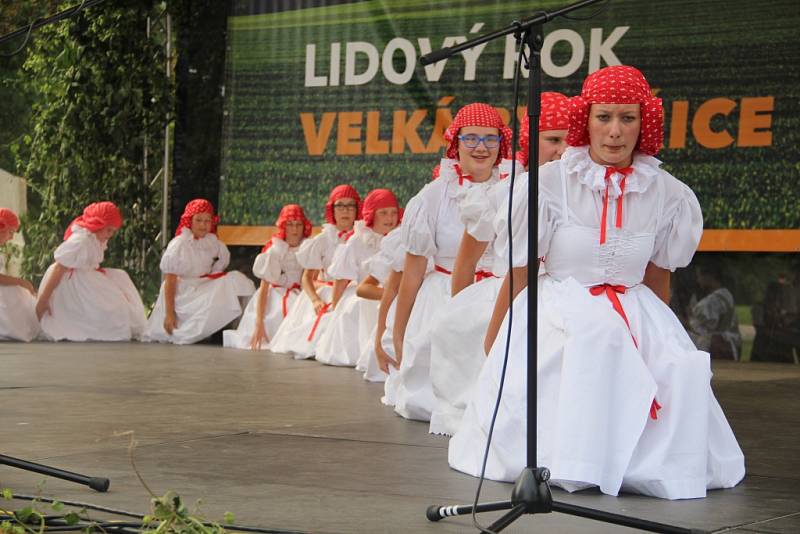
[223,204,312,350]
[428,92,570,436]
[270,184,361,359]
[449,66,745,499]
[391,103,513,422]
[354,224,404,382]
[316,189,401,367]
[36,202,147,341]
[0,209,39,342]
[146,199,255,345]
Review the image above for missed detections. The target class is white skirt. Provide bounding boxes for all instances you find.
[429,276,501,436]
[270,285,333,359]
[393,271,450,422]
[449,275,746,500]
[355,298,384,382]
[222,284,299,350]
[0,285,40,342]
[146,271,254,345]
[39,266,147,342]
[381,299,399,404]
[315,286,362,366]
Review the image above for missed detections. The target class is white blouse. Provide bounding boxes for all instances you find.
[295,223,347,281]
[327,221,383,282]
[252,237,303,287]
[402,158,503,272]
[160,227,230,278]
[54,226,107,270]
[496,146,703,275]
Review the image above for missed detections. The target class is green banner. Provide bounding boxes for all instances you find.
[220,0,799,231]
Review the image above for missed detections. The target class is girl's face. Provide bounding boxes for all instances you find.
[0,227,14,245]
[457,125,500,181]
[284,220,305,247]
[191,212,213,238]
[332,198,358,231]
[587,103,641,168]
[372,207,399,235]
[537,129,569,166]
[94,226,117,243]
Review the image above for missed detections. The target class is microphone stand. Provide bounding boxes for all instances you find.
[0,454,109,492]
[421,1,695,532]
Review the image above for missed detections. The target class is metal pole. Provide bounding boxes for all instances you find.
[161,13,171,249]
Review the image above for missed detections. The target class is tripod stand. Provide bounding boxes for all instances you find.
[0,454,109,492]
[421,1,694,532]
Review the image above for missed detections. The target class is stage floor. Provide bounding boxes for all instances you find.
[1,342,799,533]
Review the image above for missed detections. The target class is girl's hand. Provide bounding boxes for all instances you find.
[312,298,327,315]
[375,343,399,374]
[164,311,178,335]
[250,323,269,350]
[35,298,51,320]
[18,279,36,296]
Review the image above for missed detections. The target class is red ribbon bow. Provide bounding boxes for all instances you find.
[590,283,661,420]
[599,166,634,245]
[337,229,354,241]
[454,164,474,186]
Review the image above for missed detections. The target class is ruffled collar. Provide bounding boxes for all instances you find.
[352,220,383,250]
[562,146,662,199]
[438,158,502,199]
[179,226,218,248]
[70,225,108,252]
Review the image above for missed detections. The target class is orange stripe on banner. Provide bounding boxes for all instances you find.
[698,230,800,252]
[217,225,322,246]
[218,226,800,252]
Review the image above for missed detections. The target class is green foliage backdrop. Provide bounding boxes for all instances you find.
[12,0,172,305]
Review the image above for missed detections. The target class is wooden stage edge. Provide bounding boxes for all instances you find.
[217,226,800,253]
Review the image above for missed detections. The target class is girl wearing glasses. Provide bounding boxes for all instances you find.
[0,208,40,342]
[428,92,570,436]
[37,202,148,342]
[450,66,744,499]
[270,184,361,359]
[146,199,255,345]
[223,204,312,350]
[316,189,401,367]
[390,103,512,423]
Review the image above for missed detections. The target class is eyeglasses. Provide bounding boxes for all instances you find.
[458,134,501,149]
[333,203,358,210]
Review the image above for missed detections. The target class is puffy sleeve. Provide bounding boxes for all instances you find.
[296,226,333,270]
[459,181,507,243]
[327,239,360,281]
[211,237,230,273]
[54,230,99,269]
[253,239,287,284]
[493,172,560,268]
[651,178,703,271]
[159,235,191,275]
[401,183,438,259]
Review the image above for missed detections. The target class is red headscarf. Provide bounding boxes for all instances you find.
[324,184,362,225]
[0,208,20,232]
[362,189,403,228]
[175,199,219,237]
[430,164,441,181]
[518,92,570,167]
[443,103,512,166]
[263,204,313,252]
[64,201,123,240]
[566,65,663,156]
